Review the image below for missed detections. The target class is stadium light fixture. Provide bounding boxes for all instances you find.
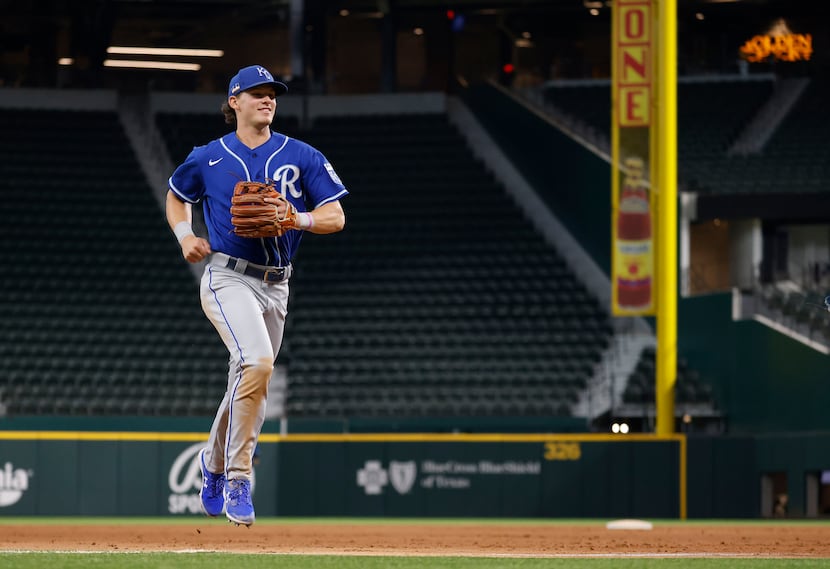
[103,59,201,71]
[58,58,74,66]
[106,47,224,57]
[611,422,630,434]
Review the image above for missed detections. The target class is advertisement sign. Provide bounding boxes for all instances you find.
[356,458,542,495]
[739,19,812,63]
[612,0,656,316]
[167,442,209,514]
[0,461,33,507]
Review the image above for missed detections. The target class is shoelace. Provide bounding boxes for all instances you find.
[205,472,224,498]
[226,481,249,505]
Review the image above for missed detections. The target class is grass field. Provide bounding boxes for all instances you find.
[1,517,829,568]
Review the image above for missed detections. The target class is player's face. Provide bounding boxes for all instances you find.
[233,87,277,128]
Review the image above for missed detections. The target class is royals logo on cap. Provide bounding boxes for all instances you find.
[228,65,288,98]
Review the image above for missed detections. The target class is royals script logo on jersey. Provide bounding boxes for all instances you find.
[272,164,302,198]
[0,462,33,507]
[167,442,256,514]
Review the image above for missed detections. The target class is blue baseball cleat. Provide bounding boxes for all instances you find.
[224,478,255,526]
[199,449,226,517]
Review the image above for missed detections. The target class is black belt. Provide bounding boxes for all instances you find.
[223,256,291,283]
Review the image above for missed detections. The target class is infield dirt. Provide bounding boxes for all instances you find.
[2,522,830,557]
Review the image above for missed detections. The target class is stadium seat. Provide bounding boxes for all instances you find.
[0,109,228,417]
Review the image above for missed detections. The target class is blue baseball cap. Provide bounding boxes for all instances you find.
[227,65,288,99]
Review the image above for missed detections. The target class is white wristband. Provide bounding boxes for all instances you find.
[173,221,195,244]
[297,212,314,230]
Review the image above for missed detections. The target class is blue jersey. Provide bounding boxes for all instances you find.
[169,131,348,266]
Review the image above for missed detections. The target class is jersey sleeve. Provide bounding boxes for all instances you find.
[303,148,349,209]
[168,148,205,204]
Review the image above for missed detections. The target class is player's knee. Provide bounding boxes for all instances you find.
[244,357,274,384]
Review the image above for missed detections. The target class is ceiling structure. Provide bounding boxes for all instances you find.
[0,0,825,91]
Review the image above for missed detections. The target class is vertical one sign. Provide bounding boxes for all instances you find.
[612,0,656,316]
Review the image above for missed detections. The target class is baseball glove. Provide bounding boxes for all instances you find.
[230,180,298,238]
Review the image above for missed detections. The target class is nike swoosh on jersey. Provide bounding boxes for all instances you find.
[208,157,224,166]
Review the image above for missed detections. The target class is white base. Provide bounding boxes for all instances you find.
[606,519,654,530]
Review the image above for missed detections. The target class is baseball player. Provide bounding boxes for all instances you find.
[165,64,347,526]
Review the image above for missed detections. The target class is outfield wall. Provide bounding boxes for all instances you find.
[272,434,682,518]
[1,430,827,518]
[0,432,682,518]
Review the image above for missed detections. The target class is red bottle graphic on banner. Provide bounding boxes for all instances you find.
[615,156,653,311]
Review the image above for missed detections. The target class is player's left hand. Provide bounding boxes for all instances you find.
[230,180,299,238]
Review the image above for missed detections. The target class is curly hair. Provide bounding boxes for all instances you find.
[221,101,236,126]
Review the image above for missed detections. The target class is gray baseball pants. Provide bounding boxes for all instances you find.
[198,253,290,481]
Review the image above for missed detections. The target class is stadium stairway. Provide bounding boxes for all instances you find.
[511,78,748,416]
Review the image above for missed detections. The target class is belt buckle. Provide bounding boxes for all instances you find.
[262,268,285,283]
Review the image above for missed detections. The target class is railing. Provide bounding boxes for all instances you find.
[750,280,830,353]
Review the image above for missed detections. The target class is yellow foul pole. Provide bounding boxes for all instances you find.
[654,0,678,436]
